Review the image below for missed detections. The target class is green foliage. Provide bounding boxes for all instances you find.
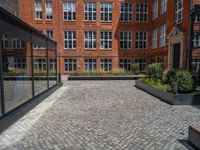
[34,70,47,76]
[131,63,140,75]
[142,78,171,92]
[166,70,195,93]
[71,71,142,76]
[4,69,28,76]
[146,63,163,79]
[190,66,200,88]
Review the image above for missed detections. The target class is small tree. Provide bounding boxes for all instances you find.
[146,63,163,79]
[166,70,195,93]
[131,63,140,75]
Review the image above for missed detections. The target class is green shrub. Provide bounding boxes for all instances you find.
[142,78,171,92]
[166,70,195,93]
[4,69,28,76]
[34,70,47,76]
[131,63,140,75]
[146,63,163,79]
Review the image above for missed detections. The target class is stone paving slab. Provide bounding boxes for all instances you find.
[0,81,200,150]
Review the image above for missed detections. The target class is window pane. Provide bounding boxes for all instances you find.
[2,34,33,112]
[33,42,48,95]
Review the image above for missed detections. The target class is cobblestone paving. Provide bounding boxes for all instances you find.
[0,81,200,150]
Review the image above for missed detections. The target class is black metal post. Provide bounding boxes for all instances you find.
[31,31,35,97]
[54,43,58,83]
[0,29,5,115]
[46,39,49,89]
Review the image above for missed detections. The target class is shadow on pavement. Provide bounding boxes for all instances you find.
[178,139,196,150]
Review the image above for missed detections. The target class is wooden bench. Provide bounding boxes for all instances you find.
[188,126,200,149]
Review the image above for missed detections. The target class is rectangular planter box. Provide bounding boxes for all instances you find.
[68,75,146,81]
[135,80,200,105]
[188,126,200,149]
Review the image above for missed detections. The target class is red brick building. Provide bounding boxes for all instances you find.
[19,0,200,74]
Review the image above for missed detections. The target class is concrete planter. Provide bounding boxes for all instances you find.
[135,80,200,105]
[68,75,146,80]
[188,126,200,149]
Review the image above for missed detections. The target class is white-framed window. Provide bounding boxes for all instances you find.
[46,30,53,39]
[85,59,96,71]
[175,0,183,24]
[193,32,200,48]
[100,31,112,49]
[152,29,158,49]
[14,58,26,69]
[120,59,131,71]
[135,32,147,49]
[153,0,158,19]
[194,15,200,23]
[1,34,9,49]
[100,59,112,71]
[100,3,112,22]
[49,58,56,72]
[64,31,76,49]
[193,5,200,23]
[160,0,167,14]
[135,58,146,72]
[160,24,166,47]
[120,3,132,22]
[45,0,53,20]
[35,0,42,20]
[120,32,132,49]
[63,2,76,21]
[34,58,47,71]
[192,58,200,71]
[84,3,96,21]
[84,31,96,49]
[33,30,45,49]
[3,58,26,70]
[136,3,148,22]
[194,4,200,9]
[64,59,77,72]
[12,38,24,49]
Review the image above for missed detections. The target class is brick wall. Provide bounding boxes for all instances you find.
[19,0,200,74]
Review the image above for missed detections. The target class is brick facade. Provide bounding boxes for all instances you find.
[19,0,200,74]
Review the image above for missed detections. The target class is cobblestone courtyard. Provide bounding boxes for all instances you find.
[0,81,200,150]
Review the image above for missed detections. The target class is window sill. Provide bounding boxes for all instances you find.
[84,21,97,23]
[33,48,46,50]
[135,21,148,23]
[134,49,148,51]
[160,12,167,17]
[100,21,112,24]
[63,20,76,22]
[120,49,134,51]
[64,49,77,51]
[45,20,53,22]
[84,49,96,51]
[159,46,166,48]
[120,21,133,24]
[100,49,112,51]
[35,20,43,23]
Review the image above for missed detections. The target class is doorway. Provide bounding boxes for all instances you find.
[173,43,181,69]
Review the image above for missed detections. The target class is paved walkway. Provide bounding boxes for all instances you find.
[0,81,200,150]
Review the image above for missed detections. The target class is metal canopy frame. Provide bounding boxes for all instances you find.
[0,7,58,118]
